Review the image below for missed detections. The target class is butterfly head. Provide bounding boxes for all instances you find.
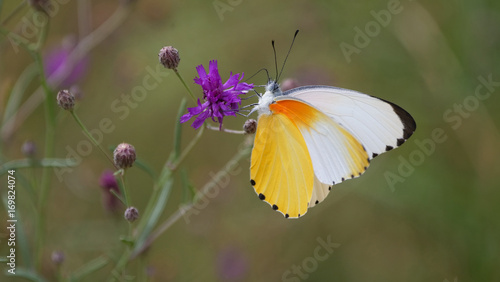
[265,80,282,96]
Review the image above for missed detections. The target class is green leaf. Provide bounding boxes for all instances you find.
[131,173,174,257]
[173,98,187,160]
[6,267,48,282]
[134,158,158,180]
[1,63,38,129]
[68,255,109,282]
[0,158,78,176]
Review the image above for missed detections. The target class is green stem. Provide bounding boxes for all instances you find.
[0,0,25,25]
[206,124,246,134]
[34,52,56,270]
[174,70,196,102]
[120,173,130,207]
[0,158,78,175]
[70,111,117,169]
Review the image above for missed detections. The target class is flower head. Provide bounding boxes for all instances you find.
[159,46,180,70]
[243,119,257,134]
[56,89,75,111]
[180,60,254,130]
[124,206,139,222]
[113,143,136,169]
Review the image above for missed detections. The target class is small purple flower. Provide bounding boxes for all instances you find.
[99,170,121,212]
[180,60,254,130]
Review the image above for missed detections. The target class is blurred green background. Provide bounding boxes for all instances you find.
[1,0,500,281]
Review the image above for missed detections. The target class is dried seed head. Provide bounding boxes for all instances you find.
[56,89,75,111]
[243,119,257,134]
[124,206,139,222]
[113,143,136,169]
[159,46,180,70]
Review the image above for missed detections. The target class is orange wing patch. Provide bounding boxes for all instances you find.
[273,98,369,185]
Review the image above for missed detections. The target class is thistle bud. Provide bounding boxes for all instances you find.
[159,46,180,70]
[51,251,65,265]
[124,206,139,222]
[243,119,257,134]
[113,143,136,169]
[56,89,75,111]
[21,141,37,157]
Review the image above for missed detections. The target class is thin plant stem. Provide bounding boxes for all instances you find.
[70,111,117,169]
[0,0,25,25]
[174,69,196,102]
[169,125,205,172]
[206,124,246,134]
[120,173,130,207]
[34,49,56,271]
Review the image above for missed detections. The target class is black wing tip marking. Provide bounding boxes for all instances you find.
[285,214,290,218]
[258,193,265,200]
[315,200,319,204]
[272,204,279,210]
[386,145,394,151]
[388,101,417,140]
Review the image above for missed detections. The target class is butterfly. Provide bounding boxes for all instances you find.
[247,32,416,218]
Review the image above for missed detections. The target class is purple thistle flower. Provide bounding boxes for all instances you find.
[180,60,254,130]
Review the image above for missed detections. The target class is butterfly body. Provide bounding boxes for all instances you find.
[249,81,416,218]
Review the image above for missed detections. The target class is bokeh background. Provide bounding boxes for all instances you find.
[1,0,500,281]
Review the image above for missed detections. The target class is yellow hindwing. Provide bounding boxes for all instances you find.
[250,112,314,218]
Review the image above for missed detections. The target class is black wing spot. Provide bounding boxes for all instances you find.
[403,128,413,140]
[285,214,289,218]
[272,204,278,210]
[397,138,405,146]
[250,179,256,186]
[351,174,355,179]
[367,158,371,163]
[386,145,394,151]
[328,186,332,191]
[341,177,345,182]
[315,200,319,204]
[298,214,301,217]
[258,193,265,200]
[372,153,379,158]
[363,166,367,170]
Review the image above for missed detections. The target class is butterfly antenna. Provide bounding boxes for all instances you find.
[272,40,278,82]
[246,68,270,83]
[277,29,299,82]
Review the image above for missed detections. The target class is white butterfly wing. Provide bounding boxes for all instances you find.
[284,86,416,159]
